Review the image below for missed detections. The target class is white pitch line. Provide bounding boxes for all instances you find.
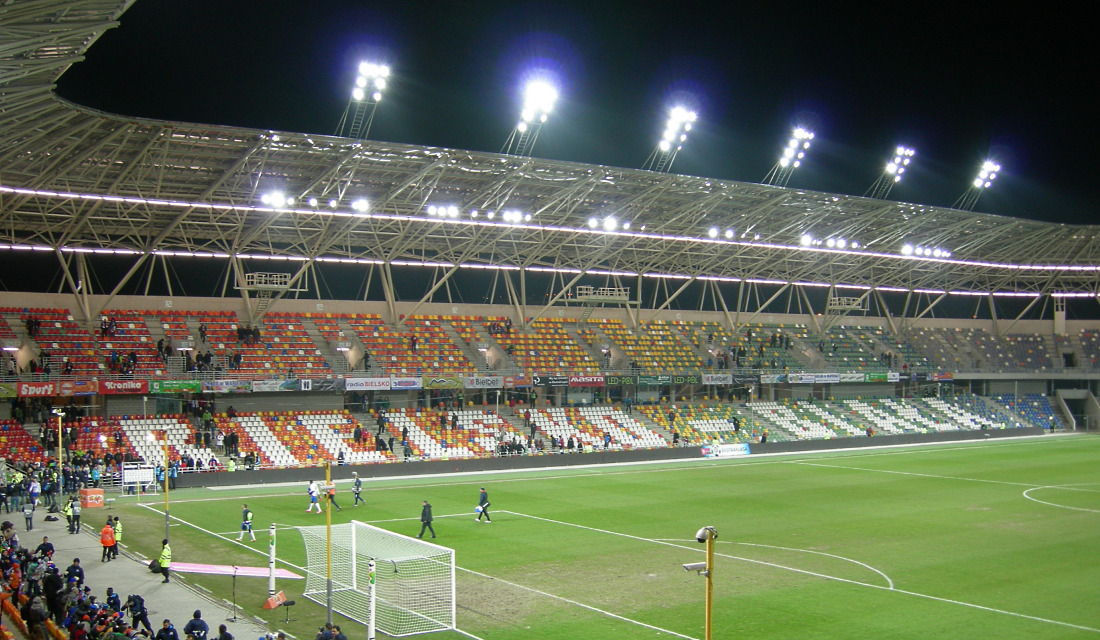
[455,565,698,640]
[1023,483,1100,513]
[653,538,894,589]
[504,510,1100,634]
[789,460,1048,488]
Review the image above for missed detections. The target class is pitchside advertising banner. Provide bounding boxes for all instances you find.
[604,374,637,386]
[391,376,423,390]
[503,374,531,388]
[150,380,202,393]
[346,377,391,391]
[463,376,503,389]
[701,443,751,458]
[568,374,605,387]
[251,379,302,393]
[531,375,569,387]
[18,381,97,397]
[423,376,462,390]
[99,380,149,395]
[702,373,732,385]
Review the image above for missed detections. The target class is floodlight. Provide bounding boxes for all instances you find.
[836,238,847,249]
[339,60,391,138]
[707,227,718,238]
[622,221,631,230]
[351,198,369,213]
[523,81,558,120]
[588,217,599,229]
[644,105,698,172]
[328,199,338,208]
[955,158,1002,210]
[723,229,734,239]
[603,217,617,231]
[800,234,813,247]
[308,197,318,207]
[826,238,836,248]
[764,126,815,186]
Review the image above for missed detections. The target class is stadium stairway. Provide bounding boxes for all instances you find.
[437,319,493,372]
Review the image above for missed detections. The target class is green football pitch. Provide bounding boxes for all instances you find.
[112,434,1100,639]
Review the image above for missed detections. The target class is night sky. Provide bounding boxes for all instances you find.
[55,0,1096,225]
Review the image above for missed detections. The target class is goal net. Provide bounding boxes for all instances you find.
[298,521,455,637]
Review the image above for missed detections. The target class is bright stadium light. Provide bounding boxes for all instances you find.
[954,158,1002,211]
[337,61,390,139]
[502,79,559,156]
[867,146,916,199]
[643,105,698,173]
[261,191,292,209]
[763,127,814,187]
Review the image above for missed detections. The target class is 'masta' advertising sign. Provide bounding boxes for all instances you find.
[100,380,149,395]
[568,375,605,387]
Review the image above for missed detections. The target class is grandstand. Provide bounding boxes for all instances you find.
[0,2,1093,473]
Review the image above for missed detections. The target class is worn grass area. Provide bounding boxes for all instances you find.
[109,435,1100,639]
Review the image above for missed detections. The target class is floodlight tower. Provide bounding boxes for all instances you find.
[953,159,1001,211]
[643,106,697,173]
[502,80,558,156]
[336,62,390,139]
[763,127,814,187]
[866,146,915,199]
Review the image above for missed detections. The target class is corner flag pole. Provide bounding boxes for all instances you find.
[325,461,333,625]
[268,523,277,596]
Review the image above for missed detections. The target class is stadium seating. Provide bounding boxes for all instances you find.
[488,317,597,373]
[0,419,49,463]
[991,393,1066,430]
[588,318,700,372]
[115,414,215,464]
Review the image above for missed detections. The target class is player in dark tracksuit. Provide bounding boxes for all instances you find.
[417,501,435,538]
[475,487,491,523]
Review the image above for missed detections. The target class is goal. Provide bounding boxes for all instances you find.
[298,521,455,637]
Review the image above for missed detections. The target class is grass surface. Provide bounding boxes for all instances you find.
[109,434,1100,639]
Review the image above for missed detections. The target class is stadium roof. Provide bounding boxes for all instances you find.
[3,0,1100,307]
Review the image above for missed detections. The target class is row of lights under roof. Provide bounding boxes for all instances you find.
[588,216,632,231]
[262,191,370,212]
[261,191,953,258]
[427,205,531,222]
[799,233,860,249]
[902,244,952,258]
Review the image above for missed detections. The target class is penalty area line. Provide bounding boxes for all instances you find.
[455,565,698,640]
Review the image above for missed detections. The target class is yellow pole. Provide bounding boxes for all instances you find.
[325,461,333,625]
[163,430,170,542]
[704,532,714,640]
[56,413,62,468]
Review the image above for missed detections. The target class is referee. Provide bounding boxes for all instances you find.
[237,503,255,541]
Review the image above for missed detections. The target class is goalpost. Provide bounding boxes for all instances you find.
[298,520,456,637]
